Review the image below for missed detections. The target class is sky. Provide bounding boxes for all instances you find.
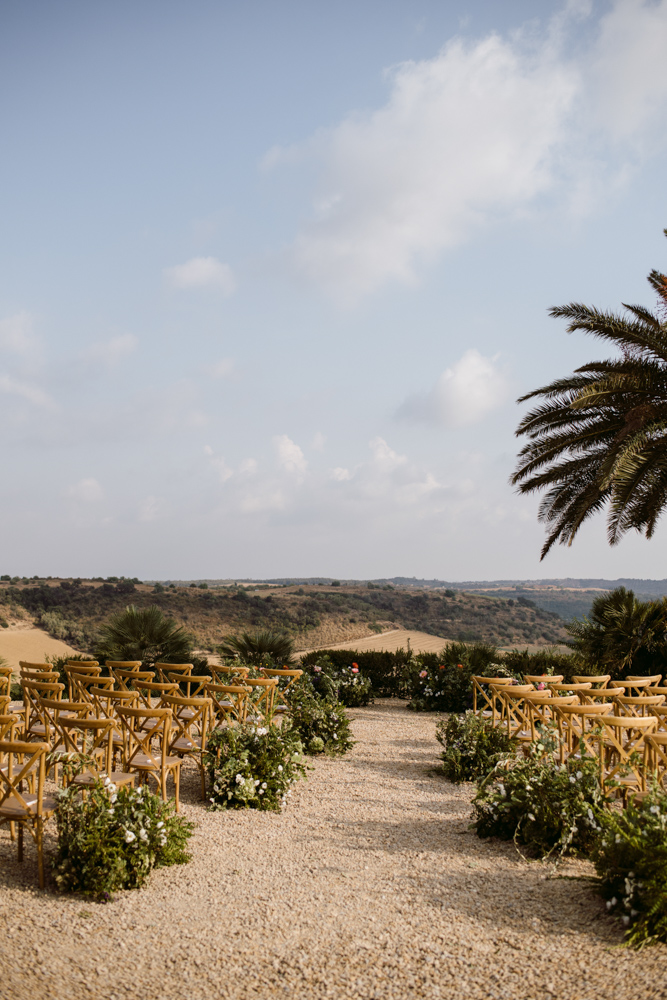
[2,0,667,581]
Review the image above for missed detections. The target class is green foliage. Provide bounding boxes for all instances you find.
[287,685,355,755]
[501,647,582,682]
[408,642,504,712]
[218,629,294,666]
[52,781,193,899]
[565,587,667,679]
[96,604,194,667]
[436,712,515,783]
[205,723,307,810]
[472,736,605,858]
[592,786,667,946]
[300,647,415,698]
[305,655,373,707]
[512,232,667,558]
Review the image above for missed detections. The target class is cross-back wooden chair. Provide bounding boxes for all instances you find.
[88,686,138,766]
[37,696,90,779]
[0,740,55,887]
[206,682,251,727]
[244,678,279,725]
[579,686,624,704]
[644,733,667,790]
[209,664,250,684]
[614,679,655,696]
[595,715,658,793]
[161,693,212,799]
[496,684,535,741]
[106,661,143,673]
[524,693,578,741]
[155,662,192,683]
[69,672,114,708]
[163,671,211,702]
[21,679,66,742]
[571,675,611,689]
[0,713,18,740]
[58,716,135,793]
[547,682,593,696]
[64,663,101,700]
[626,674,663,688]
[259,669,303,716]
[18,661,53,674]
[473,677,516,724]
[112,668,155,692]
[614,694,666,718]
[115,706,181,809]
[524,674,563,686]
[553,702,615,762]
[132,680,180,712]
[0,665,13,699]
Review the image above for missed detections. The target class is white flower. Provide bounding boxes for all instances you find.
[257,727,268,736]
[254,779,260,787]
[278,765,283,772]
[576,771,582,780]
[528,813,536,822]
[261,782,267,789]
[569,776,576,784]
[124,830,136,844]
[159,835,167,846]
[139,828,148,842]
[110,794,118,804]
[235,774,244,784]
[157,821,164,829]
[650,805,660,815]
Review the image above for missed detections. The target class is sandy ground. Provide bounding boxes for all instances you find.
[0,627,80,673]
[2,701,666,1000]
[300,629,450,656]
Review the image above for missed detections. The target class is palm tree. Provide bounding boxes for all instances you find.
[565,587,667,679]
[96,605,194,667]
[512,232,667,558]
[218,629,294,666]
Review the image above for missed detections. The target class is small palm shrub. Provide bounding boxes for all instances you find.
[218,629,294,666]
[472,735,605,858]
[592,785,667,946]
[205,723,307,810]
[287,686,355,755]
[53,781,193,899]
[96,605,194,667]
[436,712,515,783]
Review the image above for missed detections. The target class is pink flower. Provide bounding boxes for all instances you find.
[352,667,359,674]
[314,666,322,673]
[537,682,546,690]
[419,670,428,678]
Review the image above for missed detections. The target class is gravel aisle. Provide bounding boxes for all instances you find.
[1,700,666,1000]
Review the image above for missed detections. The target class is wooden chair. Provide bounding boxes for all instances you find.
[106,661,143,673]
[579,686,624,704]
[496,684,535,741]
[643,733,667,790]
[206,682,251,727]
[553,703,615,761]
[37,696,90,780]
[614,679,655,696]
[155,662,192,683]
[115,706,181,809]
[594,715,658,793]
[571,675,610,689]
[161,693,212,799]
[546,682,593,696]
[58,716,135,793]
[112,668,155,693]
[87,687,138,766]
[0,665,13,699]
[209,664,250,684]
[523,693,578,741]
[244,678,278,725]
[164,671,212,701]
[0,741,55,888]
[626,674,663,688]
[614,694,666,718]
[64,663,101,700]
[259,669,303,716]
[132,680,180,713]
[524,674,563,685]
[21,679,66,742]
[472,677,516,725]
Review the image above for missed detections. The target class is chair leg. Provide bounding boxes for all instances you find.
[174,767,180,813]
[18,823,24,862]
[36,819,44,889]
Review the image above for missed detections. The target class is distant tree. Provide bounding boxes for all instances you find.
[512,231,667,558]
[96,605,194,667]
[218,629,294,666]
[565,587,667,678]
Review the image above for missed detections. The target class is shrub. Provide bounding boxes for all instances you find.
[408,642,505,712]
[305,655,373,707]
[501,647,583,683]
[472,735,605,858]
[205,723,307,810]
[95,604,194,667]
[436,712,515,783]
[287,687,354,755]
[592,786,667,946]
[53,780,193,899]
[218,629,294,666]
[300,647,415,698]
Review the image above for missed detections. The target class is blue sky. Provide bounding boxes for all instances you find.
[2,0,667,580]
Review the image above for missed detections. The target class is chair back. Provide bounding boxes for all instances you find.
[155,662,192,682]
[115,706,172,770]
[88,686,138,720]
[209,664,250,683]
[614,694,666,718]
[132,680,179,710]
[0,740,49,817]
[553,702,615,759]
[524,674,563,685]
[244,678,278,724]
[0,665,12,698]
[626,674,663,687]
[113,668,155,691]
[206,683,251,725]
[18,661,52,673]
[64,664,102,700]
[595,715,658,789]
[106,661,143,671]
[164,671,211,698]
[58,716,116,777]
[259,669,303,710]
[0,714,18,740]
[37,696,90,754]
[161,694,212,753]
[571,675,610,688]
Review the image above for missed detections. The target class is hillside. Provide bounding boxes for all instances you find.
[0,577,570,653]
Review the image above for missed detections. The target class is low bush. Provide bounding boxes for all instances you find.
[53,780,193,900]
[501,648,583,683]
[300,647,414,697]
[592,786,667,946]
[408,642,507,712]
[305,655,373,707]
[472,735,605,858]
[436,712,515,783]
[287,687,355,755]
[205,723,307,810]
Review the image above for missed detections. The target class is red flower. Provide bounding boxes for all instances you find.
[352,662,358,668]
[438,665,445,671]
[457,664,464,669]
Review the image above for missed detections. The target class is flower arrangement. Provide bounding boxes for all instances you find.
[287,683,355,755]
[53,779,193,899]
[205,723,307,810]
[304,655,373,707]
[436,712,515,783]
[592,784,667,946]
[472,732,605,859]
[408,644,513,713]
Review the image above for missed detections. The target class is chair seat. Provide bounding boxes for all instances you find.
[8,701,23,714]
[171,736,202,752]
[128,754,181,770]
[176,708,195,720]
[0,794,57,819]
[274,705,288,714]
[72,770,135,788]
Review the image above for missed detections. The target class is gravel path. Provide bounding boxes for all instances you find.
[1,700,666,1000]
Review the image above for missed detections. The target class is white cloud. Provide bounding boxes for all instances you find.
[84,333,138,367]
[138,496,166,522]
[269,0,667,301]
[210,358,235,378]
[331,466,352,481]
[274,434,308,477]
[165,256,236,294]
[0,373,54,408]
[65,478,104,503]
[0,311,38,360]
[398,349,508,426]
